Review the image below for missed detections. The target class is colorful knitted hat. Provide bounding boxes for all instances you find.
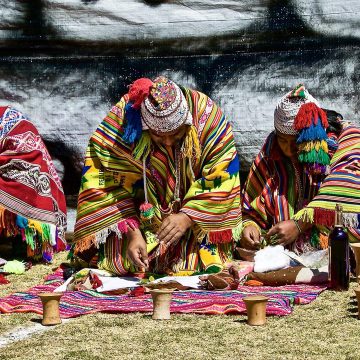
[141,76,193,133]
[274,84,319,135]
[122,76,193,144]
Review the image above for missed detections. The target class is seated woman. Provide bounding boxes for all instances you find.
[71,76,242,275]
[241,85,360,255]
[0,106,67,262]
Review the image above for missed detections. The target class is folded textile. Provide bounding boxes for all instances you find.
[247,266,328,286]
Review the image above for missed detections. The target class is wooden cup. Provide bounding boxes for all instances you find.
[243,295,268,326]
[39,292,63,326]
[150,289,174,320]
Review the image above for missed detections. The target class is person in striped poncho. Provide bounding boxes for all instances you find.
[72,76,241,275]
[241,84,360,256]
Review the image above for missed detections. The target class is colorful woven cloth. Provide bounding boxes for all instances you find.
[0,106,67,261]
[73,87,241,274]
[0,268,326,317]
[294,126,360,229]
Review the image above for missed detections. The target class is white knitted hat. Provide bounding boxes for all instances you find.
[274,85,319,135]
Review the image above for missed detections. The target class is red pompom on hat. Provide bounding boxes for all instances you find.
[127,78,154,110]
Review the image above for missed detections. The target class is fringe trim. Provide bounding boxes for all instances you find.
[231,223,243,242]
[208,229,233,244]
[74,217,140,253]
[182,125,201,160]
[343,213,360,229]
[293,208,315,223]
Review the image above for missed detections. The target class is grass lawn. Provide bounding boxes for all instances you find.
[0,252,359,360]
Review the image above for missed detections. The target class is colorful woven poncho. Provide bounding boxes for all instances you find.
[0,106,67,261]
[73,88,241,274]
[294,125,360,230]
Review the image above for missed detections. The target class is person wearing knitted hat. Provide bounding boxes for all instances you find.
[240,84,360,256]
[72,76,242,275]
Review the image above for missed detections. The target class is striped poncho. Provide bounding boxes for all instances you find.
[242,125,360,251]
[73,88,241,273]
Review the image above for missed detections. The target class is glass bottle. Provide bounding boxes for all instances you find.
[328,204,350,290]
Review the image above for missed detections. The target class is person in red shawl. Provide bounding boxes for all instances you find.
[240,85,360,256]
[0,106,67,262]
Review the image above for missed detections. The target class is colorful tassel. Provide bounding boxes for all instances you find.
[296,121,328,143]
[294,102,328,130]
[295,102,330,176]
[140,202,155,221]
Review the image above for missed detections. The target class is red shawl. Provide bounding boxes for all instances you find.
[0,106,66,257]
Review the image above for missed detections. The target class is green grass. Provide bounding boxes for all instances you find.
[1,252,360,360]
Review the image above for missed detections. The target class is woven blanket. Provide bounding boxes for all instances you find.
[0,106,67,256]
[0,268,326,318]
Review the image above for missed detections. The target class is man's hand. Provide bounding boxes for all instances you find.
[126,229,149,269]
[157,212,193,246]
[266,220,300,247]
[240,225,261,250]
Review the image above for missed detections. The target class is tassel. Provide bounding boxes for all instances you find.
[319,233,329,249]
[139,202,155,221]
[297,121,328,143]
[208,229,233,244]
[181,125,201,160]
[294,103,328,130]
[16,215,28,229]
[122,102,142,144]
[314,208,335,227]
[231,223,243,241]
[293,208,315,223]
[298,140,328,153]
[117,218,139,233]
[74,234,96,254]
[298,148,330,165]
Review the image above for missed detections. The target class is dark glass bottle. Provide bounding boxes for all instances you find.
[328,204,350,290]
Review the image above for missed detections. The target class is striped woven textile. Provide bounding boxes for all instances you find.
[0,267,326,317]
[73,88,241,273]
[242,131,325,229]
[0,106,67,260]
[294,126,360,230]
